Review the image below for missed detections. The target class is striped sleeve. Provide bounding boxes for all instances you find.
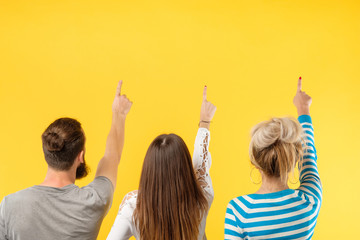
[297,115,322,202]
[225,201,243,240]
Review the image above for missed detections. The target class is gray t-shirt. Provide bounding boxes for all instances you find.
[0,176,114,240]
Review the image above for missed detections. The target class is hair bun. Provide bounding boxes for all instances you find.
[249,117,304,183]
[274,118,302,144]
[43,132,65,151]
[251,117,302,149]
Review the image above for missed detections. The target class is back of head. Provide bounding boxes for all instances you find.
[42,118,85,171]
[134,134,208,240]
[249,117,304,183]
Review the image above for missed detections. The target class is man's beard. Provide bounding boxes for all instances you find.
[76,158,90,179]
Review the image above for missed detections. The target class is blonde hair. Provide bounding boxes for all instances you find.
[249,117,304,183]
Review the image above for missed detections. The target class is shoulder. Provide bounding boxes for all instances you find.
[119,190,138,210]
[79,176,115,209]
[124,190,138,198]
[2,187,37,204]
[295,188,322,205]
[225,196,247,226]
[226,196,245,214]
[228,195,245,206]
[116,190,138,218]
[120,190,138,206]
[85,176,114,192]
[82,176,114,198]
[1,187,38,215]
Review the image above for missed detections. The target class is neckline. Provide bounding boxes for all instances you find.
[247,188,295,198]
[32,184,77,193]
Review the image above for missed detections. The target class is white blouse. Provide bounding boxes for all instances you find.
[107,128,214,240]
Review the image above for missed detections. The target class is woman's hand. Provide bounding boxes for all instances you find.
[112,80,133,118]
[293,77,312,116]
[199,86,217,129]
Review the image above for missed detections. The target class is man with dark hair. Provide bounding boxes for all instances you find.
[0,81,132,240]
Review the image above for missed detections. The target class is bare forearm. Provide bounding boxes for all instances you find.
[104,114,126,163]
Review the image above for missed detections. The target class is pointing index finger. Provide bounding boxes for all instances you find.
[297,77,302,92]
[203,85,207,100]
[116,80,123,96]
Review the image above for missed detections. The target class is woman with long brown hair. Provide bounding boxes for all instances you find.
[107,86,216,240]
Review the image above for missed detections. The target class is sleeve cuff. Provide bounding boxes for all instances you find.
[298,115,312,124]
[198,127,210,133]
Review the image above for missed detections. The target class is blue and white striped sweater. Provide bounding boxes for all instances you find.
[225,115,322,240]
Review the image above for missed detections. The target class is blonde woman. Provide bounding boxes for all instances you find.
[225,78,322,239]
[107,86,216,240]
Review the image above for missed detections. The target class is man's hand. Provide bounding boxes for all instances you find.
[293,77,312,116]
[199,86,216,129]
[112,80,132,117]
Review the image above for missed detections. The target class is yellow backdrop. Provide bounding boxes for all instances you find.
[1,0,359,239]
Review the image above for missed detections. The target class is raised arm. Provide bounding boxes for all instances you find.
[293,77,322,201]
[95,81,133,189]
[193,86,216,197]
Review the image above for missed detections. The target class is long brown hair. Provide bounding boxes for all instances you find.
[133,134,209,240]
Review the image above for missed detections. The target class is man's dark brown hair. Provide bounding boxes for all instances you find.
[42,118,85,171]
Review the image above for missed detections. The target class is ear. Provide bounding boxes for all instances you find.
[257,168,264,176]
[76,150,85,164]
